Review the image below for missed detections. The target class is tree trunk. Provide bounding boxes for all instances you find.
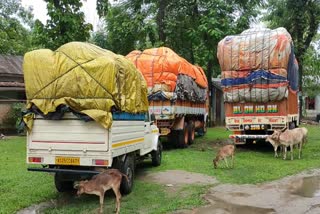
[207,59,213,126]
[157,0,167,44]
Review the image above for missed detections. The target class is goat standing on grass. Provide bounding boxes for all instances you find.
[266,133,282,158]
[74,169,128,214]
[213,144,235,169]
[270,128,304,160]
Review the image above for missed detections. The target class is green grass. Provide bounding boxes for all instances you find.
[43,182,209,214]
[154,125,320,184]
[1,125,320,213]
[0,137,58,214]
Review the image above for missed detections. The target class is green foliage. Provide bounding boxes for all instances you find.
[0,137,57,214]
[32,0,93,50]
[94,0,262,80]
[302,35,320,97]
[2,103,25,133]
[96,0,109,18]
[264,0,320,79]
[93,1,157,55]
[0,0,34,54]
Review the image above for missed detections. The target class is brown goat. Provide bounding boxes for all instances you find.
[75,169,128,214]
[213,144,235,169]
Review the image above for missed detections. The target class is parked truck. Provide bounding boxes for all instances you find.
[23,42,162,193]
[126,47,209,148]
[217,28,299,144]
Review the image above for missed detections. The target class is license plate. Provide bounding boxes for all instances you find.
[160,128,171,136]
[55,157,80,166]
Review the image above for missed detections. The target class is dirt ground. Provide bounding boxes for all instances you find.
[17,169,320,214]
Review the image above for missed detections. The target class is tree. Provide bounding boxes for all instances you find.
[94,0,262,81]
[264,0,320,86]
[33,0,93,50]
[264,0,320,117]
[94,1,157,55]
[0,0,34,55]
[302,35,320,97]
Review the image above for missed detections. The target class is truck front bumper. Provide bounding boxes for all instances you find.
[229,134,269,144]
[229,135,269,139]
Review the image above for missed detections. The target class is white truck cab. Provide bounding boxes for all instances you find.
[27,112,161,193]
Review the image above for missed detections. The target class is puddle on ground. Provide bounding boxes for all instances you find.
[194,197,276,214]
[16,200,56,214]
[292,176,320,198]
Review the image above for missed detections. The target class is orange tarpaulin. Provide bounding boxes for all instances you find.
[126,47,208,91]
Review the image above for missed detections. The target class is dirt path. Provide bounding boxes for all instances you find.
[138,170,218,186]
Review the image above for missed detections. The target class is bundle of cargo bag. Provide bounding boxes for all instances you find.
[126,47,208,103]
[217,27,299,103]
[22,42,149,131]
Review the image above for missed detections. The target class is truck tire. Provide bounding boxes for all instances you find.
[178,122,189,148]
[120,155,135,194]
[151,140,162,166]
[168,130,178,148]
[187,121,195,145]
[54,173,73,192]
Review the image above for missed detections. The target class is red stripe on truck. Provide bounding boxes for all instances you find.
[32,140,105,144]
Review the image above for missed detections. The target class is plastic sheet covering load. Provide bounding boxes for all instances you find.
[126,47,208,102]
[217,27,292,71]
[217,27,299,103]
[23,42,148,130]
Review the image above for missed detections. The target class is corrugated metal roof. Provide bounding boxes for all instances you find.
[0,82,25,87]
[0,55,23,75]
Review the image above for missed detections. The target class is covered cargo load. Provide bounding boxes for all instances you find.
[217,27,299,103]
[126,47,208,103]
[23,42,148,130]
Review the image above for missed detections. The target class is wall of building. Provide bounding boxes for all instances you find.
[315,95,320,112]
[0,103,11,124]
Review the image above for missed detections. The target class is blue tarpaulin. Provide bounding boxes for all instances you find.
[221,70,287,87]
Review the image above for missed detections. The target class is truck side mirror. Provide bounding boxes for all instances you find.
[150,114,156,121]
[150,114,156,125]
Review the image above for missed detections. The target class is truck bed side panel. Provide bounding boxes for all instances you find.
[149,100,207,115]
[111,120,145,157]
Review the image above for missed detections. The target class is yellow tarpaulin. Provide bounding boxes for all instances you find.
[23,42,148,130]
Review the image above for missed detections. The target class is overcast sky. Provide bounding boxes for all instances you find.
[21,0,100,31]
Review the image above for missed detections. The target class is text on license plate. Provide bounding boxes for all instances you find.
[55,157,80,165]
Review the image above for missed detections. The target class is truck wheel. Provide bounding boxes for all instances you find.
[179,122,189,148]
[188,121,195,145]
[120,155,135,194]
[54,173,73,192]
[151,140,162,166]
[168,130,179,148]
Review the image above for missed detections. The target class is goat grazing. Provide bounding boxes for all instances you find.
[213,144,235,169]
[75,169,128,214]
